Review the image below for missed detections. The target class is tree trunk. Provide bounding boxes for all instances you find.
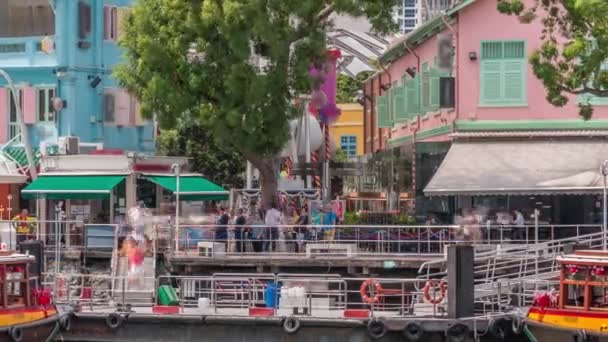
[246,154,280,209]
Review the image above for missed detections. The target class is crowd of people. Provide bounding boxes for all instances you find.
[452,207,531,243]
[205,201,339,253]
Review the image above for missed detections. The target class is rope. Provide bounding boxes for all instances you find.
[523,325,538,342]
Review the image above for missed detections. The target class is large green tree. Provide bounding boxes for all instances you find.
[337,71,373,103]
[157,119,244,189]
[115,0,397,207]
[498,0,608,119]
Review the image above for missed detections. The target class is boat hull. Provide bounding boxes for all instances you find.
[528,307,608,339]
[0,306,63,342]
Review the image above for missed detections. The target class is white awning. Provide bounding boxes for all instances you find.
[424,140,608,196]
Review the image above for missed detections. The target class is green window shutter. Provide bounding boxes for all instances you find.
[429,67,440,110]
[406,76,421,116]
[480,60,502,103]
[375,96,391,128]
[393,86,408,123]
[503,60,525,102]
[421,63,430,111]
[577,39,608,105]
[481,42,503,59]
[389,86,396,124]
[480,40,526,106]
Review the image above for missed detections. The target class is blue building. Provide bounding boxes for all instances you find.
[0,0,155,154]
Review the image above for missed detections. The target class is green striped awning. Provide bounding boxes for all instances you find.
[4,147,41,167]
[146,175,228,201]
[22,175,125,200]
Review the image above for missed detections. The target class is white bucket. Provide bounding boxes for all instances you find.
[198,297,210,309]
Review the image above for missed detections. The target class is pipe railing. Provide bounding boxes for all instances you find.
[170,223,602,257]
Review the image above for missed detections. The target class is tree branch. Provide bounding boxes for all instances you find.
[561,85,608,97]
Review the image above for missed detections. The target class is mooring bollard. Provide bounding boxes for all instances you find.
[447,244,474,319]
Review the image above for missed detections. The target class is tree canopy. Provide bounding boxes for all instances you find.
[157,119,244,189]
[337,71,373,103]
[498,0,608,119]
[116,0,397,205]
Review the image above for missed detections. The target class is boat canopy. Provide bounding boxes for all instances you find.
[424,140,608,196]
[21,175,125,200]
[144,175,228,201]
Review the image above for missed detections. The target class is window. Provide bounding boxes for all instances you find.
[37,88,55,122]
[104,6,118,41]
[104,6,132,42]
[578,40,608,106]
[479,41,527,106]
[7,89,23,142]
[340,135,357,157]
[404,19,417,28]
[0,0,55,38]
[403,0,416,7]
[404,9,416,17]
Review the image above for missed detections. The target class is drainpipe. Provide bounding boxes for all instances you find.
[378,63,392,148]
[403,42,421,77]
[440,13,459,121]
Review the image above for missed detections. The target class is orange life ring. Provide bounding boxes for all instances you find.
[423,280,446,304]
[360,278,383,304]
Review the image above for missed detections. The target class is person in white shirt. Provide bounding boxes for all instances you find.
[512,210,525,242]
[264,202,282,252]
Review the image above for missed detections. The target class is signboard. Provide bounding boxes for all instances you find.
[84,224,117,250]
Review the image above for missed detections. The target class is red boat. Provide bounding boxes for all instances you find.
[0,252,70,342]
[527,250,608,340]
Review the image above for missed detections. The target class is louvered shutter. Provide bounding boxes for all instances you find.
[104,92,115,123]
[393,86,408,123]
[429,67,440,109]
[480,60,502,103]
[0,89,7,143]
[22,87,36,124]
[78,1,91,39]
[503,60,525,102]
[421,64,430,111]
[103,6,112,40]
[115,89,131,126]
[406,76,421,116]
[376,96,391,128]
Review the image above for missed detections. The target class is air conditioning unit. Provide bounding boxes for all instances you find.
[57,136,80,155]
[66,136,80,155]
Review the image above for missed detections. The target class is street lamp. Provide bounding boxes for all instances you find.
[601,160,608,250]
[171,163,181,252]
[0,69,37,180]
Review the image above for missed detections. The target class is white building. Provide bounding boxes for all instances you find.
[395,0,460,33]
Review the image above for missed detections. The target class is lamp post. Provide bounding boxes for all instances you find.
[6,195,12,250]
[172,163,181,252]
[601,160,608,250]
[0,69,37,180]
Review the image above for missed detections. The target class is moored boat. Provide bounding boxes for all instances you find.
[0,252,70,342]
[526,250,608,341]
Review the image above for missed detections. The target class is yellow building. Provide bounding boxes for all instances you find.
[330,103,364,157]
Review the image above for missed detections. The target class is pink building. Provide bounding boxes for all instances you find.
[362,0,608,224]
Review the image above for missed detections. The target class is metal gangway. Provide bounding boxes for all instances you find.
[417,230,607,304]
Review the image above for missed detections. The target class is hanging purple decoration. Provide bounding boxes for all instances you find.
[318,103,341,124]
[309,48,342,123]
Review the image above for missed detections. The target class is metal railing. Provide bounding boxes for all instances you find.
[171,223,602,257]
[417,230,607,302]
[47,272,466,318]
[46,271,562,321]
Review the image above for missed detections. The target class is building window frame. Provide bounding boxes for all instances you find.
[340,135,358,157]
[479,40,528,107]
[36,86,55,123]
[103,6,118,42]
[7,88,23,142]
